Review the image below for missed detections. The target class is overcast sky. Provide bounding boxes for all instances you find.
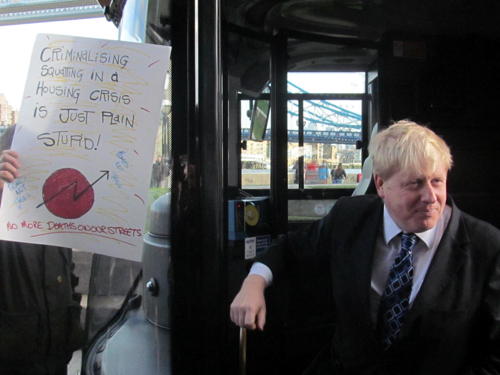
[0,17,118,110]
[0,17,365,118]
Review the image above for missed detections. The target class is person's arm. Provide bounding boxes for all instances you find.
[230,200,340,331]
[462,252,500,375]
[482,253,500,373]
[230,273,268,331]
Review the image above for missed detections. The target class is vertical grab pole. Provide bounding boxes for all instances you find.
[270,31,289,236]
[239,327,247,375]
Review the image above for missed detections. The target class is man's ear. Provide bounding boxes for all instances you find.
[373,174,385,198]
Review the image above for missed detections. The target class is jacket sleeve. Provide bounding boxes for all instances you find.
[256,197,342,282]
[463,251,500,375]
[256,195,379,283]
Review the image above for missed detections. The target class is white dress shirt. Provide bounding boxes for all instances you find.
[250,203,452,323]
[368,204,451,322]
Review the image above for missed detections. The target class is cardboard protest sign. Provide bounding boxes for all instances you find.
[0,34,170,261]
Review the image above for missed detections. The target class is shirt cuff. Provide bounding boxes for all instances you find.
[249,262,273,286]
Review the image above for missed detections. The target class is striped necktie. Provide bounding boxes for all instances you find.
[377,232,418,349]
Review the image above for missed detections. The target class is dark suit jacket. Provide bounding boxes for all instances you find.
[0,241,84,371]
[259,195,500,375]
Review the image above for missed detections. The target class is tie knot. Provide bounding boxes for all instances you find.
[401,232,417,251]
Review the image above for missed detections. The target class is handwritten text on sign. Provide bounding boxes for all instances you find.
[0,34,170,261]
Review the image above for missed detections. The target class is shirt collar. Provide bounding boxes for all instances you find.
[382,206,444,249]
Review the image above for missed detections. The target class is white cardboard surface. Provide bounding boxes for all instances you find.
[0,34,171,261]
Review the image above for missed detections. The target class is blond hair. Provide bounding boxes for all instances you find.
[369,120,453,179]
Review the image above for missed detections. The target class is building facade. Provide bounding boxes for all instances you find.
[0,94,17,126]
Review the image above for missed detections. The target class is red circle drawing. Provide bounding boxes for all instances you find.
[42,168,95,219]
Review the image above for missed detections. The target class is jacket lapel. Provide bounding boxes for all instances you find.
[346,199,384,334]
[402,199,469,330]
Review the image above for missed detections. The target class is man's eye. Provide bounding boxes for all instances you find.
[405,181,419,188]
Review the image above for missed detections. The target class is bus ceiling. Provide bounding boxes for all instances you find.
[101,0,500,43]
[220,0,500,95]
[93,0,499,96]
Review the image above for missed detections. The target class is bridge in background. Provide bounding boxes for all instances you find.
[243,81,362,145]
[241,128,361,145]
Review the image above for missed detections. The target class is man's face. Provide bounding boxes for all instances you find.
[374,166,448,233]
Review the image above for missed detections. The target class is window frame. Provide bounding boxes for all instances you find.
[238,91,370,200]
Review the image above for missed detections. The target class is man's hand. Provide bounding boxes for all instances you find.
[0,150,20,189]
[230,274,267,331]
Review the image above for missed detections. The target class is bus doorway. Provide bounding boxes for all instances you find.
[226,27,380,372]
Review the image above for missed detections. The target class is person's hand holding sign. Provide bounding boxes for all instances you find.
[0,150,20,190]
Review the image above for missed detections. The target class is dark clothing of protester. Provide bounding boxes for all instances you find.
[0,241,84,375]
[332,168,346,179]
[152,160,162,187]
[258,194,500,375]
[331,167,346,182]
[293,161,300,184]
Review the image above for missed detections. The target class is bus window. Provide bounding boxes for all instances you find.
[241,98,271,189]
[240,72,366,197]
[287,98,362,189]
[288,72,366,221]
[287,72,363,189]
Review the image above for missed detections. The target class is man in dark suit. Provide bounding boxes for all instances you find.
[230,120,500,374]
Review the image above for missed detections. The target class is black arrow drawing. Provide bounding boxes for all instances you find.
[36,170,110,209]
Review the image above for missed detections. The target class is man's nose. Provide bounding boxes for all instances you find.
[421,180,437,203]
